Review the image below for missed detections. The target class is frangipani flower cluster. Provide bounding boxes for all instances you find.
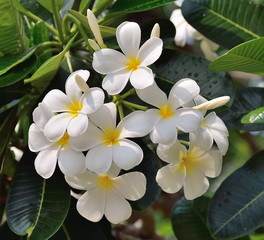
[28,16,230,224]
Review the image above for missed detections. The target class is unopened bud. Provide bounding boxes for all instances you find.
[75,74,89,93]
[88,39,101,51]
[193,96,230,111]
[150,23,160,38]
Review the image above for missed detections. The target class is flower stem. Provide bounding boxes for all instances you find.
[120,88,136,99]
[65,51,73,73]
[179,140,190,146]
[121,100,148,111]
[116,102,124,120]
[51,0,64,42]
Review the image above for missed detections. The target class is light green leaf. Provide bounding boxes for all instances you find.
[241,107,264,124]
[182,0,264,49]
[209,37,264,75]
[37,0,64,13]
[6,149,71,239]
[208,150,264,239]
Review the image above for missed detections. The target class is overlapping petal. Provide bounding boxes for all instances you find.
[204,112,229,135]
[67,113,88,137]
[189,128,213,151]
[33,103,54,131]
[209,128,229,155]
[130,66,154,89]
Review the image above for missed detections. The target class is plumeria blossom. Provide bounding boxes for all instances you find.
[156,138,222,200]
[136,79,203,145]
[77,102,153,174]
[65,169,146,224]
[41,70,104,142]
[187,95,229,155]
[28,103,88,179]
[92,21,163,95]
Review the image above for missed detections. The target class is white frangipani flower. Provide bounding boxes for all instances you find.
[92,21,163,95]
[40,70,104,142]
[136,79,203,145]
[29,103,88,179]
[65,170,146,224]
[156,138,222,200]
[80,102,153,174]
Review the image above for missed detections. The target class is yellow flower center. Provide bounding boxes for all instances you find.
[68,100,82,117]
[97,174,115,189]
[159,104,174,119]
[56,132,69,147]
[180,152,196,172]
[126,57,140,71]
[102,128,120,146]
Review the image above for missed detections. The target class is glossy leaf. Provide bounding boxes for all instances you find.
[37,0,64,13]
[209,37,264,75]
[208,150,264,239]
[155,49,234,104]
[6,148,71,239]
[218,87,264,130]
[182,0,264,49]
[241,107,264,124]
[171,197,214,240]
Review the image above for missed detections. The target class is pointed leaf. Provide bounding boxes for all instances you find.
[208,150,264,239]
[182,0,264,49]
[241,107,264,124]
[6,148,71,239]
[37,0,64,13]
[171,197,214,240]
[209,37,264,75]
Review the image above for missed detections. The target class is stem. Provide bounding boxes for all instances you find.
[38,41,62,48]
[51,0,64,42]
[39,48,62,57]
[117,102,124,120]
[120,88,136,99]
[179,140,190,146]
[121,100,148,111]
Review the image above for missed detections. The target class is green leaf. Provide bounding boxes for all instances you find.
[0,55,37,87]
[171,197,214,240]
[6,148,71,239]
[208,150,264,239]
[0,0,29,55]
[218,87,264,130]
[182,0,264,49]
[155,49,234,103]
[241,107,264,124]
[126,138,161,210]
[209,37,264,75]
[37,0,64,13]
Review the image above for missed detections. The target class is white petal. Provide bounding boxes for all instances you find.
[33,103,54,131]
[58,147,86,177]
[28,124,53,152]
[44,113,73,142]
[65,170,98,190]
[43,89,71,112]
[118,111,155,139]
[169,79,200,108]
[69,121,103,151]
[157,141,186,164]
[156,163,186,193]
[136,81,167,108]
[204,112,229,136]
[130,66,154,89]
[102,69,131,95]
[116,22,140,58]
[200,39,218,61]
[209,128,229,155]
[114,172,146,200]
[112,139,143,170]
[92,48,127,74]
[89,102,117,131]
[189,128,213,151]
[150,118,177,144]
[65,70,90,101]
[77,188,105,222]
[85,144,112,174]
[173,108,203,133]
[67,113,88,137]
[81,87,105,114]
[105,189,132,224]
[183,169,209,200]
[34,147,58,179]
[137,37,163,66]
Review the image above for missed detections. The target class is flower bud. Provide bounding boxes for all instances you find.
[150,23,160,38]
[88,39,101,51]
[193,96,230,111]
[75,74,89,93]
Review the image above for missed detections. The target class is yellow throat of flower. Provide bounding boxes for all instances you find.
[68,100,82,117]
[126,57,140,71]
[159,104,174,119]
[180,151,196,172]
[97,174,115,189]
[103,128,120,146]
[56,132,69,147]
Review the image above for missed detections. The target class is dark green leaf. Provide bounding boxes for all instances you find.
[218,87,264,130]
[37,0,64,13]
[0,55,37,87]
[241,107,264,124]
[208,150,264,239]
[171,197,214,240]
[125,138,161,210]
[182,0,264,49]
[209,37,264,75]
[155,49,234,103]
[1,148,18,177]
[6,148,71,239]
